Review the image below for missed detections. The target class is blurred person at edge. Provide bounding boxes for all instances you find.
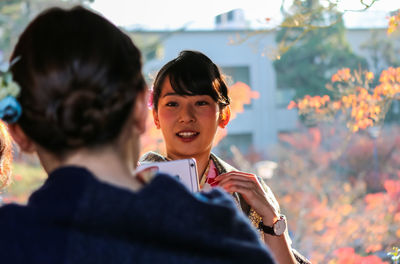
[140,50,311,264]
[0,6,276,264]
[0,121,12,192]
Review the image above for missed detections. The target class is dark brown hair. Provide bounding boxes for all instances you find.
[152,50,230,111]
[10,6,145,156]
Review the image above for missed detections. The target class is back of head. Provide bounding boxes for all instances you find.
[152,50,230,111]
[10,6,145,157]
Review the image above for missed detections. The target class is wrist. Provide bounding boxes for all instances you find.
[259,215,287,236]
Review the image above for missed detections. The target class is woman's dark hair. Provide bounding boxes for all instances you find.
[10,6,146,156]
[152,50,230,111]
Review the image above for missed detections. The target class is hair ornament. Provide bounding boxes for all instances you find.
[0,56,22,123]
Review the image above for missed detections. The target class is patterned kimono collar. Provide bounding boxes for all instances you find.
[199,159,218,191]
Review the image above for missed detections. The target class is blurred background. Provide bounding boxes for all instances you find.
[0,0,399,263]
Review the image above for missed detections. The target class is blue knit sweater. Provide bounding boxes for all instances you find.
[0,166,275,263]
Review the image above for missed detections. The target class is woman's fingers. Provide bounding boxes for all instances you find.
[218,175,266,204]
[216,172,262,193]
[221,182,261,200]
[219,179,257,192]
[216,171,255,181]
[216,171,278,220]
[217,175,258,187]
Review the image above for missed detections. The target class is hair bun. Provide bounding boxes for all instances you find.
[57,90,103,146]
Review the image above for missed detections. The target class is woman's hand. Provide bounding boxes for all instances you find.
[215,171,279,226]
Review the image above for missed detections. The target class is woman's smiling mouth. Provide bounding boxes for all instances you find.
[176,131,199,139]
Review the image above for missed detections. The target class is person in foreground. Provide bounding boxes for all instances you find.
[140,50,311,264]
[0,6,275,264]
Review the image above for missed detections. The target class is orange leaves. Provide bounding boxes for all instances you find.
[337,203,352,216]
[334,247,389,264]
[388,10,400,35]
[288,67,400,133]
[348,87,381,132]
[288,94,332,122]
[366,71,374,82]
[332,68,351,82]
[287,100,297,110]
[332,101,342,110]
[302,95,330,109]
[379,67,400,83]
[337,70,383,132]
[375,67,400,99]
[288,95,330,110]
[341,94,355,108]
[365,192,385,211]
[330,69,374,84]
[365,244,383,254]
[228,82,259,120]
[383,179,400,197]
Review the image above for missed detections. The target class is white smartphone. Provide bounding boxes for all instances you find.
[137,158,199,192]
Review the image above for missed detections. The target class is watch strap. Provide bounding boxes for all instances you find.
[258,221,275,235]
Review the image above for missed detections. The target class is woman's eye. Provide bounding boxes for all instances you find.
[196,101,209,106]
[165,102,178,107]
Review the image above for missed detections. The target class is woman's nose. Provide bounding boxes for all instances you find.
[178,104,196,123]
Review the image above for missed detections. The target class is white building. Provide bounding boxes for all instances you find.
[129,11,399,157]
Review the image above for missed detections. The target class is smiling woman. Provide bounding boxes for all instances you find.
[140,50,311,264]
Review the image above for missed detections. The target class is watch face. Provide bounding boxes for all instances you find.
[273,217,287,236]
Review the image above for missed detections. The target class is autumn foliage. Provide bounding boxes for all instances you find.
[267,125,400,263]
[388,10,400,35]
[281,14,400,262]
[288,8,400,134]
[288,67,400,132]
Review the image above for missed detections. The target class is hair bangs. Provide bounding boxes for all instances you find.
[168,64,219,101]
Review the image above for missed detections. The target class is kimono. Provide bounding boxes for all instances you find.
[140,151,311,264]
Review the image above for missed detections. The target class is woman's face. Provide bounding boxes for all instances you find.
[153,77,223,160]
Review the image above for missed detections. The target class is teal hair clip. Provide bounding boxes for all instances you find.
[0,57,22,123]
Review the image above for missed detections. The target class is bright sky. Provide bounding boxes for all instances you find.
[89,0,283,29]
[89,0,398,29]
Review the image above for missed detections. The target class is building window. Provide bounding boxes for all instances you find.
[227,10,234,21]
[276,88,295,108]
[215,133,253,157]
[215,15,222,25]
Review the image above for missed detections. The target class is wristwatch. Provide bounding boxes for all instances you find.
[258,215,287,236]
